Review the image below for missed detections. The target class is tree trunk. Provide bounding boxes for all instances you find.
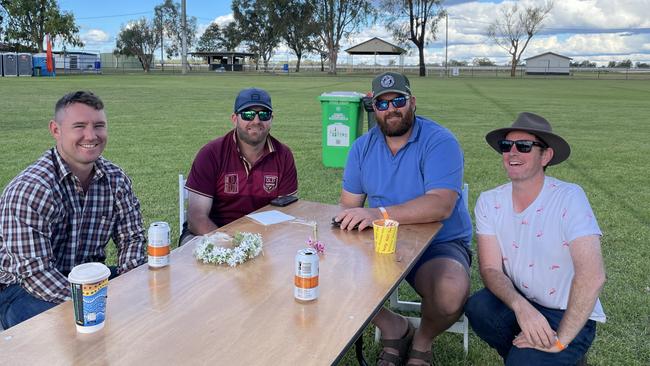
[418,44,426,77]
[510,55,517,77]
[328,45,337,75]
[295,53,302,72]
[140,54,150,72]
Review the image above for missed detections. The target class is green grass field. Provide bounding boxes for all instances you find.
[1,73,648,365]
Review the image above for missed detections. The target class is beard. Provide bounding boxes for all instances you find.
[376,106,415,137]
[236,123,269,146]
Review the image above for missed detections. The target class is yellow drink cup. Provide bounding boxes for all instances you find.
[373,219,399,254]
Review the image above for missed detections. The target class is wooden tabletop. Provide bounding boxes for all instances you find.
[0,200,441,365]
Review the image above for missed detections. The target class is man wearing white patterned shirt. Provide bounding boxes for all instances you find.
[0,91,146,329]
[465,112,606,365]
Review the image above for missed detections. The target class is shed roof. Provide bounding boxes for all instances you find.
[525,52,572,61]
[345,37,406,55]
[190,51,254,57]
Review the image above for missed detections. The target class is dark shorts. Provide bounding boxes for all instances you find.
[405,239,472,287]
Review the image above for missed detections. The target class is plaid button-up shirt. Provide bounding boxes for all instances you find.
[0,148,146,303]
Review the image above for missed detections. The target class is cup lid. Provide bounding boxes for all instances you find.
[68,262,111,284]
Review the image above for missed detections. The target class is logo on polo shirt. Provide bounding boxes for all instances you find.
[224,174,238,194]
[263,175,278,193]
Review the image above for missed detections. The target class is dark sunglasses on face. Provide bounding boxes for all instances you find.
[239,110,272,122]
[498,139,547,153]
[374,95,410,111]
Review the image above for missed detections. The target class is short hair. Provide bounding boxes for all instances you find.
[54,91,104,120]
[532,133,550,171]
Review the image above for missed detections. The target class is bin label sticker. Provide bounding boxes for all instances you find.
[329,112,348,121]
[327,123,350,147]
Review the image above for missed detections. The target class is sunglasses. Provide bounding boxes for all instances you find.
[239,110,272,122]
[498,139,547,153]
[374,96,410,111]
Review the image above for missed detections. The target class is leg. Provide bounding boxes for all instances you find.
[408,257,470,364]
[372,307,413,366]
[0,284,57,329]
[465,287,520,359]
[401,239,472,365]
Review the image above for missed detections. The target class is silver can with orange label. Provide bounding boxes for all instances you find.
[294,248,319,301]
[148,222,170,268]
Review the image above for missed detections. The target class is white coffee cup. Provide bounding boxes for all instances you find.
[68,262,111,333]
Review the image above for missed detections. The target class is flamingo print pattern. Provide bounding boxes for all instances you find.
[474,177,603,313]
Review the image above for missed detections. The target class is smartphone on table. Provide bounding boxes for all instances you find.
[270,195,298,207]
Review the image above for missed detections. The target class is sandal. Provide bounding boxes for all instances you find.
[405,348,433,366]
[377,321,415,366]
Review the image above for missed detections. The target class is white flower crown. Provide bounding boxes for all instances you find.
[193,232,263,267]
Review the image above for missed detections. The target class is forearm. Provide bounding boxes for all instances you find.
[114,187,147,272]
[481,267,530,312]
[22,269,71,303]
[188,216,218,235]
[385,191,455,224]
[557,235,606,345]
[115,229,147,273]
[556,274,605,344]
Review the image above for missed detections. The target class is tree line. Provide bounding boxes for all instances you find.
[9,1,644,77]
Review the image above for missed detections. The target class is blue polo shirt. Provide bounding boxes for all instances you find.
[342,116,472,246]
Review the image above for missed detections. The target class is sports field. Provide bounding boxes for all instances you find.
[0,73,648,365]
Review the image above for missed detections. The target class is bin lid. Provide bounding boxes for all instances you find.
[318,91,366,102]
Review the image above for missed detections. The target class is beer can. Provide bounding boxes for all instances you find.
[148,221,170,268]
[294,248,319,301]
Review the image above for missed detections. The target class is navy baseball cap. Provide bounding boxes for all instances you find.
[234,88,273,113]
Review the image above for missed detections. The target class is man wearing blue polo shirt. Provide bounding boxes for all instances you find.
[335,72,472,366]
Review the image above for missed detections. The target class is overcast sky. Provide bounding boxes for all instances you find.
[61,0,650,66]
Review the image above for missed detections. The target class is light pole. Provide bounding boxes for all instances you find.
[445,12,448,77]
[181,0,187,74]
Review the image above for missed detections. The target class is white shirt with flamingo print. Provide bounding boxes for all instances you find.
[475,176,606,322]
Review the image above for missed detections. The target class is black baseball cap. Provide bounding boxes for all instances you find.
[372,72,412,99]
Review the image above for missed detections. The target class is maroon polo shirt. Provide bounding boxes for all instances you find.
[186,129,298,227]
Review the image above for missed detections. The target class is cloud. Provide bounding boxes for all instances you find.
[81,29,110,43]
[338,0,650,66]
[213,14,234,26]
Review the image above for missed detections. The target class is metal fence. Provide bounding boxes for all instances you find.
[56,56,650,80]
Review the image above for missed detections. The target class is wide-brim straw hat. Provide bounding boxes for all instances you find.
[485,112,571,166]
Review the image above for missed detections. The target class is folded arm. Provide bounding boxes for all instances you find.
[478,234,557,349]
[336,188,457,231]
[511,236,605,352]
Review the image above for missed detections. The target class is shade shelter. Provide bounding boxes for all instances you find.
[190,51,254,71]
[345,37,407,71]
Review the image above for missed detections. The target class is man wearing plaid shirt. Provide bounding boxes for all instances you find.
[0,91,146,329]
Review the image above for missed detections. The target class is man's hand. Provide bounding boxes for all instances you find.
[334,207,381,231]
[512,333,562,353]
[513,300,556,349]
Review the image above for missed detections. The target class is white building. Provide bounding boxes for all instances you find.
[53,51,100,72]
[525,52,571,75]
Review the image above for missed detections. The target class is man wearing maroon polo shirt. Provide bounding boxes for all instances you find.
[180,88,298,244]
